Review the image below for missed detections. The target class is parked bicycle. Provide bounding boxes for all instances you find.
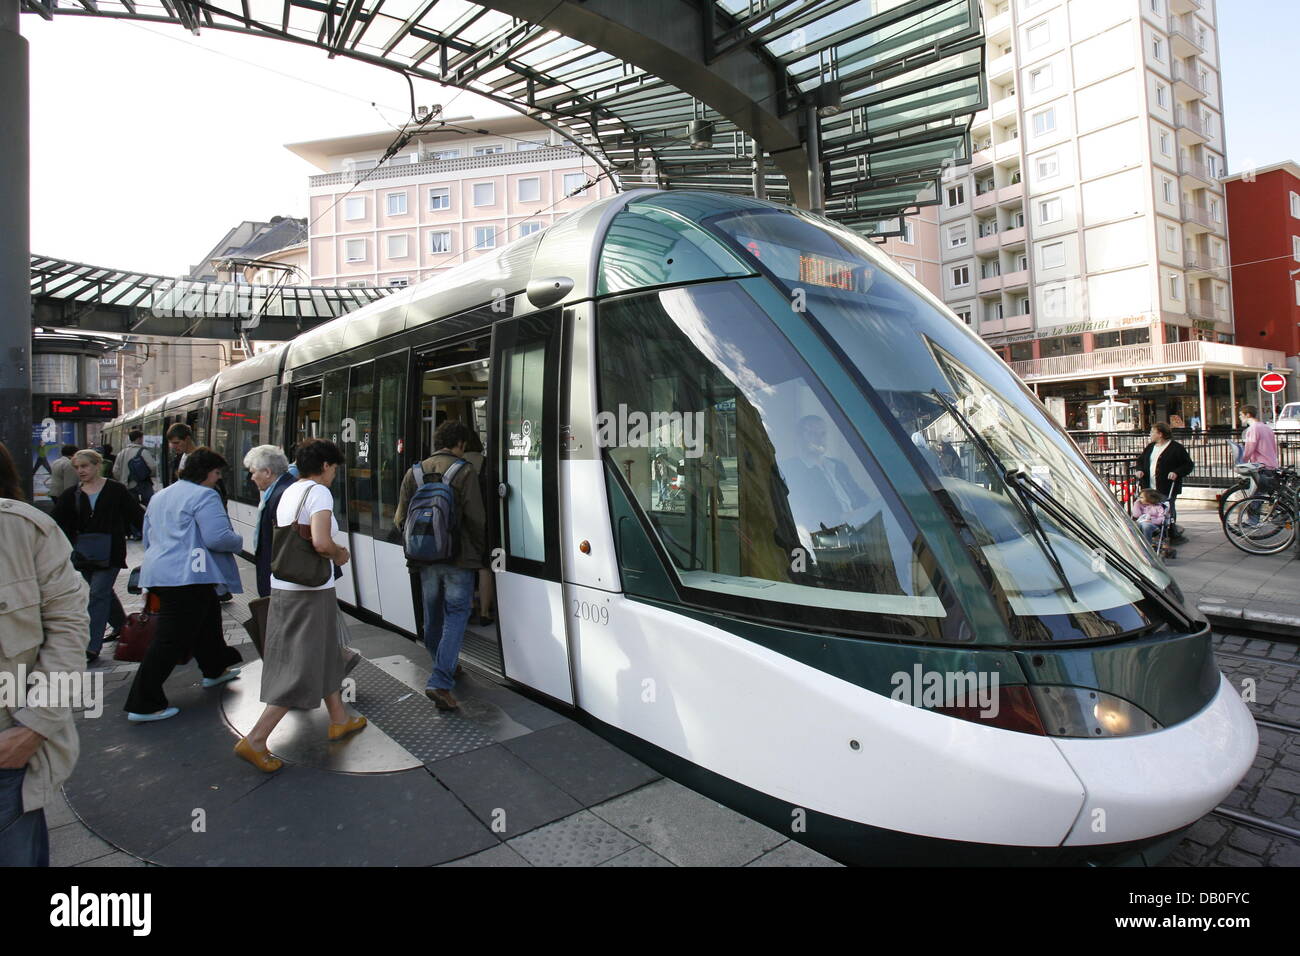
[1221,465,1300,555]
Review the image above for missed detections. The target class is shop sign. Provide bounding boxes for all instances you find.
[1123,373,1188,387]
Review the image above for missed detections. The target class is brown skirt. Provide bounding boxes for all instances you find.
[260,587,346,709]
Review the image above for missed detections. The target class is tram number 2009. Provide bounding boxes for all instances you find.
[572,600,609,626]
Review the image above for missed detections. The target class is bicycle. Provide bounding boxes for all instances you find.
[1222,466,1300,555]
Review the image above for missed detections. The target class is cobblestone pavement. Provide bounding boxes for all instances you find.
[1164,633,1300,867]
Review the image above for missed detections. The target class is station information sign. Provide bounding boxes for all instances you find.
[49,398,119,420]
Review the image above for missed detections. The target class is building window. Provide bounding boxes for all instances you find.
[955,309,972,326]
[1295,280,1300,306]
[1038,197,1062,224]
[901,261,917,277]
[563,172,588,196]
[1155,83,1168,108]
[1291,192,1300,218]
[1168,274,1181,300]
[1158,131,1171,156]
[344,196,365,220]
[473,145,505,155]
[1161,176,1174,204]
[387,234,408,259]
[1150,0,1161,12]
[1293,236,1300,261]
[1165,225,1179,253]
[472,182,496,206]
[948,225,968,248]
[519,221,543,238]
[386,192,407,216]
[345,238,366,262]
[425,148,460,161]
[951,265,970,288]
[946,184,966,207]
[1032,108,1056,136]
[900,220,915,244]
[1152,36,1163,60]
[429,231,451,254]
[1027,21,1049,49]
[429,187,451,211]
[1029,65,1053,93]
[1041,241,1065,269]
[388,277,409,287]
[1209,197,1221,222]
[518,177,541,202]
[473,226,497,250]
[1036,153,1059,180]
[516,140,545,151]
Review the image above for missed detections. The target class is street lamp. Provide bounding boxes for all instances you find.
[688,119,715,149]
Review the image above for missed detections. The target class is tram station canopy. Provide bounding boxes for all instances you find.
[23,0,986,230]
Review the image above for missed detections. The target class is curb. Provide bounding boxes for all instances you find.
[1199,602,1300,641]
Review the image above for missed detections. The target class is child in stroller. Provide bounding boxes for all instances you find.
[1132,487,1175,559]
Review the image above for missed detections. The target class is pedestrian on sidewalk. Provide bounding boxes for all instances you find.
[243,444,296,599]
[1240,405,1279,469]
[51,449,142,664]
[1131,488,1168,546]
[393,420,486,712]
[235,439,365,773]
[47,445,78,500]
[112,429,157,536]
[0,441,89,867]
[122,448,245,723]
[1133,422,1194,530]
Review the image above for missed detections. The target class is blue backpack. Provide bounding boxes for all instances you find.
[127,449,152,485]
[403,459,468,564]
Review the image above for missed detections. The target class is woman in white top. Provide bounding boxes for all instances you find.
[234,439,365,772]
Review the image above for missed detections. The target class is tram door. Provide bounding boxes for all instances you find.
[491,310,574,705]
[320,367,358,607]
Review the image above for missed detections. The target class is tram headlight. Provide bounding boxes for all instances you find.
[1029,685,1162,738]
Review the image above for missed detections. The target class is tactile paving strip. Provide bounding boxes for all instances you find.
[349,658,497,764]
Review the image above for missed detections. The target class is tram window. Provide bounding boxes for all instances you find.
[213,391,266,505]
[597,280,944,620]
[375,352,408,541]
[502,340,546,563]
[346,363,375,537]
[597,202,751,296]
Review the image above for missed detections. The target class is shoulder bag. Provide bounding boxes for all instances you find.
[270,483,332,587]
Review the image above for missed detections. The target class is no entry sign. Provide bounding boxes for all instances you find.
[1260,372,1287,394]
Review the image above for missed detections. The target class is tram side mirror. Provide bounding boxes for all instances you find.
[526,276,574,310]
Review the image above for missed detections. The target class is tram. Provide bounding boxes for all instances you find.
[105,190,1255,865]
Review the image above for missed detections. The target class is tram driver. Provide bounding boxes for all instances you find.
[780,414,877,536]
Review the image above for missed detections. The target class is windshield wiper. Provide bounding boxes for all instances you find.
[930,389,1077,602]
[1004,469,1199,632]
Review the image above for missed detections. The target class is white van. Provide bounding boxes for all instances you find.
[1275,402,1300,432]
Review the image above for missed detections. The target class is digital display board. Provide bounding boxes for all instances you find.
[49,398,119,420]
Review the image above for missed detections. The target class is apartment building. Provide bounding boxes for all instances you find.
[932,0,1284,430]
[287,115,614,289]
[1223,161,1300,406]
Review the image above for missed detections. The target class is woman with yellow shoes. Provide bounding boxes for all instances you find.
[234,439,366,772]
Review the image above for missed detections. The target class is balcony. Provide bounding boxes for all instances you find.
[1002,269,1029,288]
[1000,225,1027,248]
[1179,155,1218,189]
[1172,61,1208,99]
[1170,0,1203,13]
[978,274,1003,295]
[1186,296,1228,323]
[1170,15,1204,58]
[997,181,1024,205]
[988,51,1016,80]
[992,92,1019,122]
[1183,248,1219,273]
[985,8,1012,40]
[1182,201,1215,232]
[308,145,582,187]
[972,144,994,167]
[1010,341,1284,383]
[1174,105,1208,144]
[973,185,999,211]
[975,231,1001,255]
[1005,311,1033,332]
[994,138,1021,163]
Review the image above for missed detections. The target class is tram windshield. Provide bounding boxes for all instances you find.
[705,209,1169,634]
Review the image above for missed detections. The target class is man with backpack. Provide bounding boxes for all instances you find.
[112,429,156,539]
[393,421,486,711]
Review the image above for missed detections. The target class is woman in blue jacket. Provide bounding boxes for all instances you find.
[123,448,245,721]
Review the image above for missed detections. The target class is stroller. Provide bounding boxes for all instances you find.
[1133,489,1176,560]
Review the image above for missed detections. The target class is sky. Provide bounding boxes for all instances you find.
[21,2,1300,276]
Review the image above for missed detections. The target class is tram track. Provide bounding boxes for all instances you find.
[1203,714,1300,847]
[1213,647,1300,670]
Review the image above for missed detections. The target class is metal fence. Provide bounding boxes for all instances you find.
[1069,430,1300,501]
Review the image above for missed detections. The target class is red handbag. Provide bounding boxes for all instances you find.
[113,592,191,664]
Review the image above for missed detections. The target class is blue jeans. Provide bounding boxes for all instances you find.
[82,568,124,656]
[0,768,48,867]
[419,565,476,691]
